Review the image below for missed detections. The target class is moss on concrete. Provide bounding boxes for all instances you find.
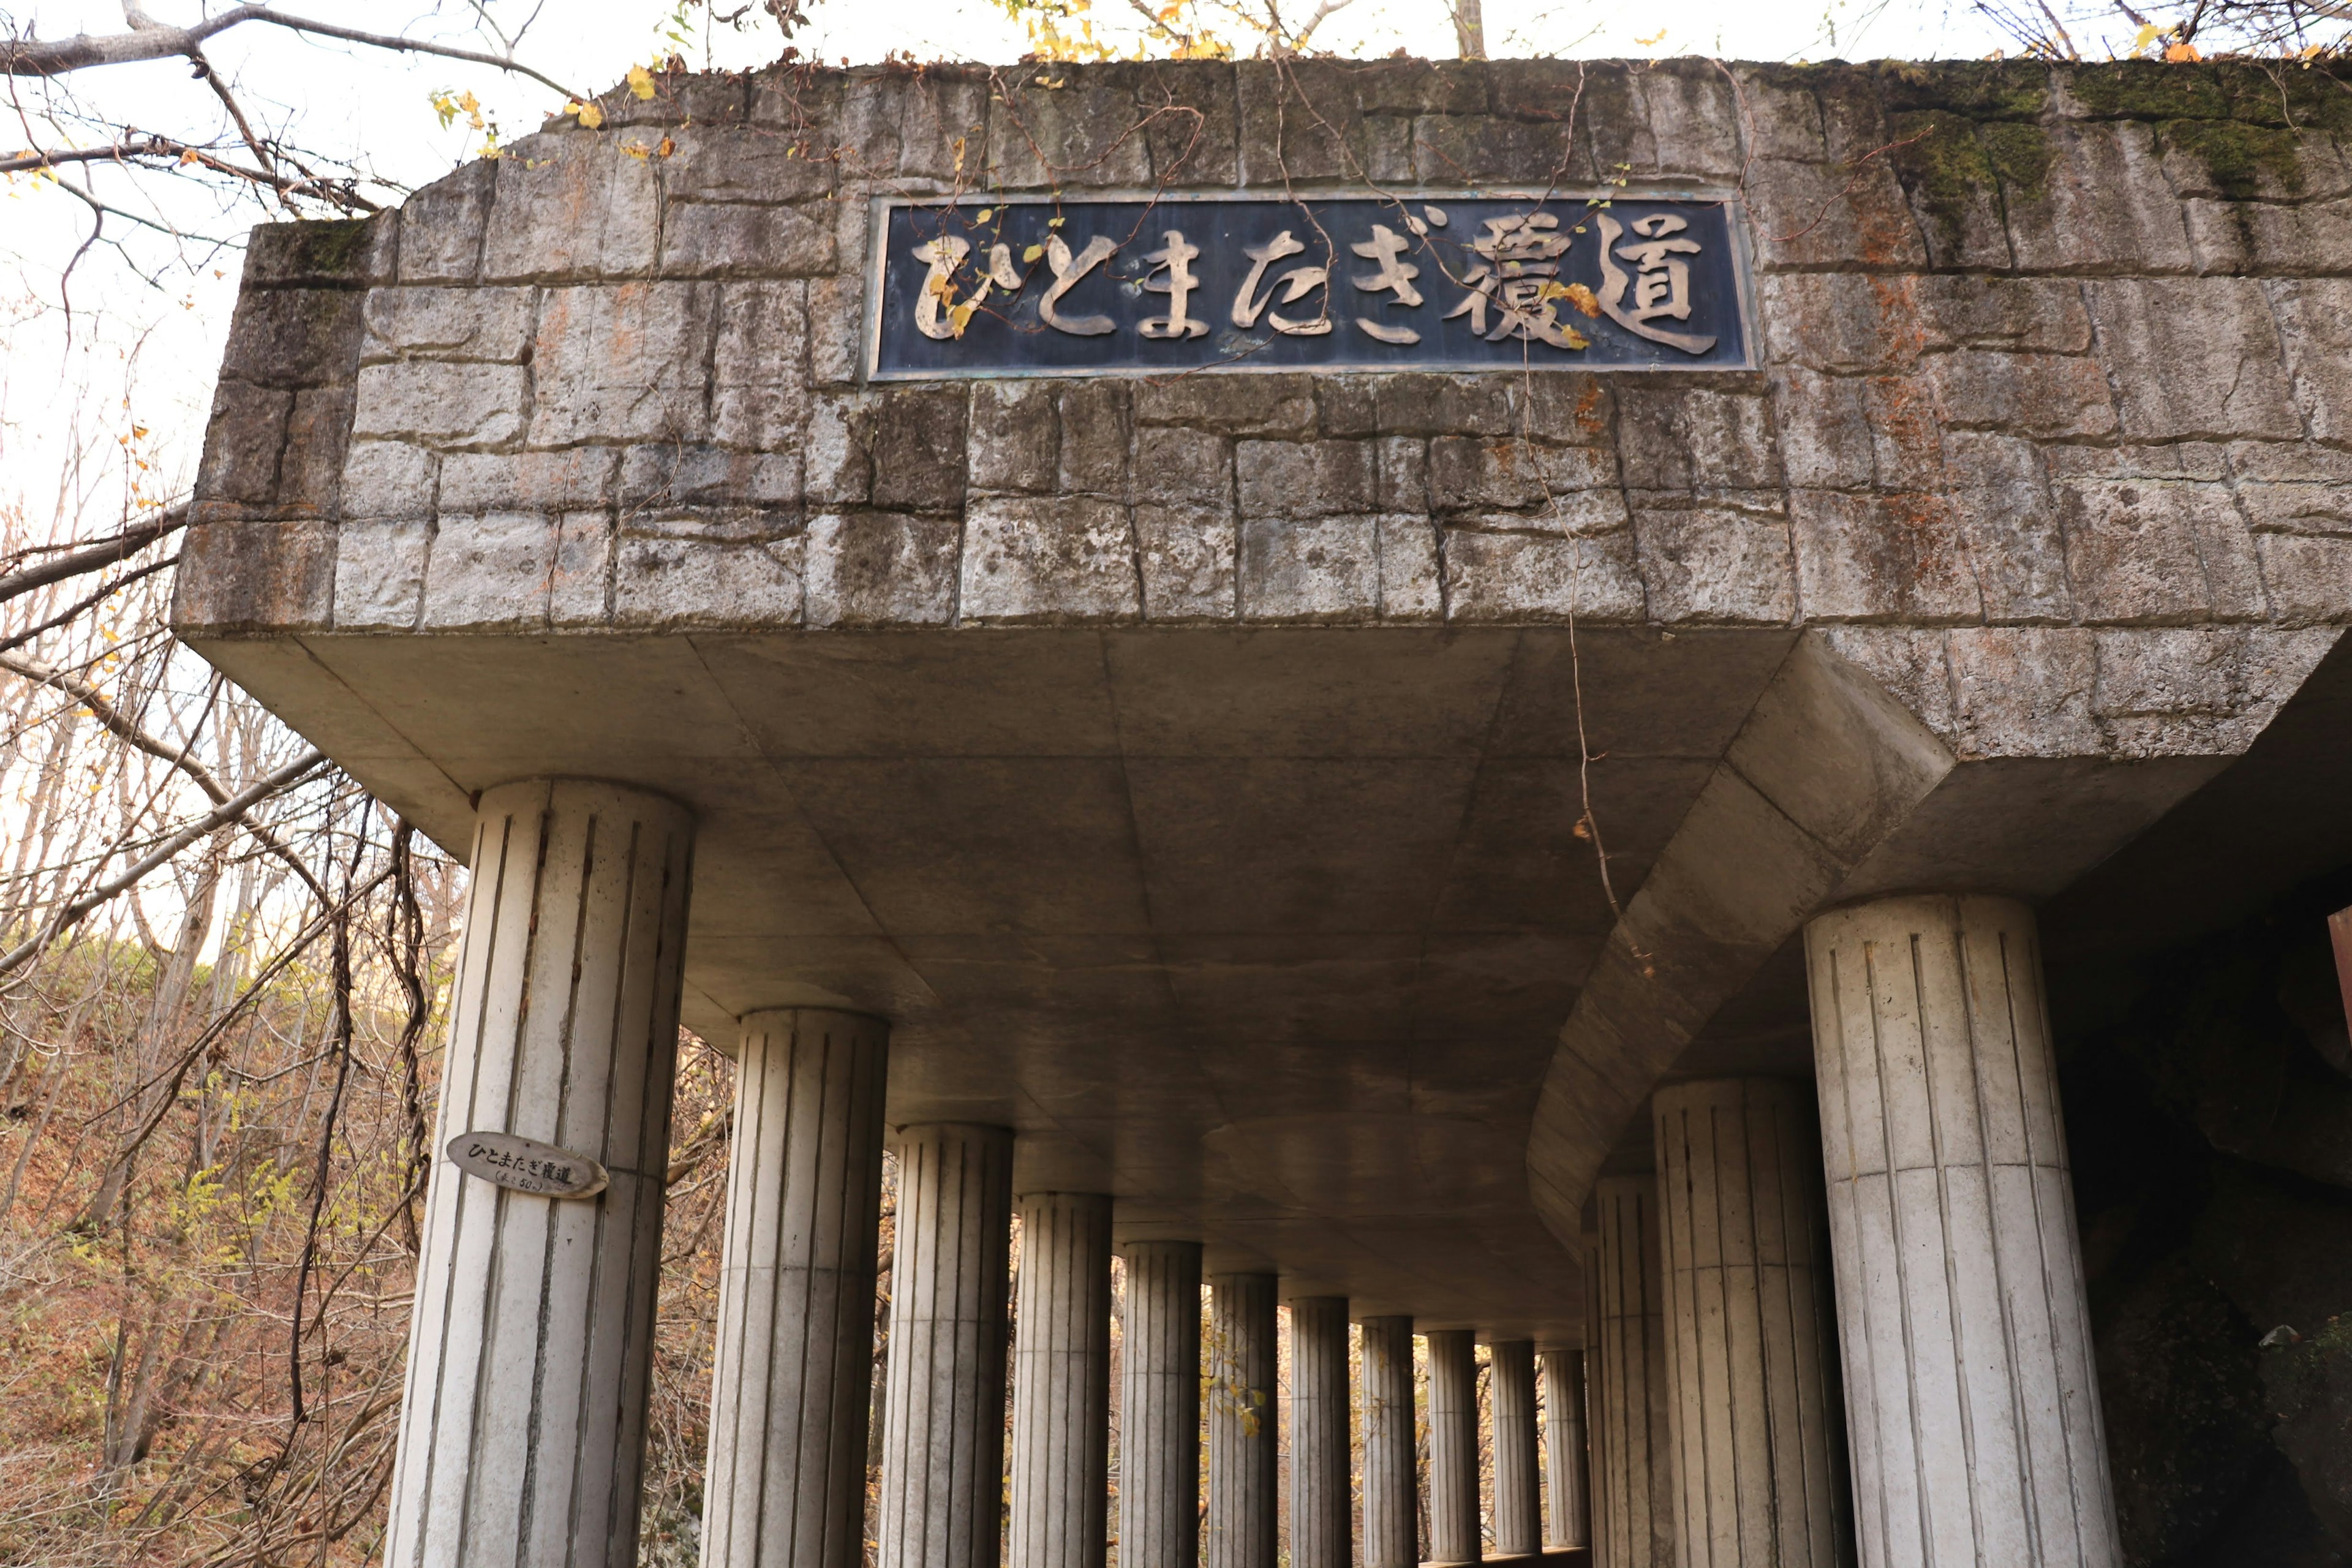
[246,217,382,288]
[2069,60,2233,121]
[283,220,374,277]
[1979,118,2056,197]
[2163,117,2308,199]
[1874,59,2051,120]
[1888,110,2052,248]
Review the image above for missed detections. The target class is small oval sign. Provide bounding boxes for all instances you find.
[445,1131,609,1199]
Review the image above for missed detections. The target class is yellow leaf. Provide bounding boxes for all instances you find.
[2133,21,2162,50]
[622,140,652,160]
[1562,281,1600,318]
[571,100,606,130]
[975,206,994,222]
[1023,243,1045,262]
[949,300,979,336]
[2164,40,2200,61]
[657,135,676,158]
[628,63,657,100]
[1561,325,1591,350]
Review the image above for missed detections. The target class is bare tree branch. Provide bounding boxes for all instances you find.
[0,506,185,608]
[0,748,328,979]
[2,5,583,100]
[0,135,379,209]
[190,51,285,204]
[0,554,176,657]
[0,647,332,903]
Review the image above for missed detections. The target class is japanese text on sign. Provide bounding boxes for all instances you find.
[446,1129,611,1199]
[869,193,1751,379]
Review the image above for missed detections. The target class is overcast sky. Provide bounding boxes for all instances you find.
[0,0,2040,532]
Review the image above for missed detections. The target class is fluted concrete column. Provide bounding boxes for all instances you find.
[385,778,693,1568]
[701,1009,890,1568]
[1427,1330,1480,1564]
[1540,1350,1589,1551]
[1360,1314,1418,1568]
[1010,1193,1113,1568]
[1805,895,2120,1568]
[1491,1341,1540,1558]
[1207,1275,1278,1568]
[1589,1175,1675,1568]
[1287,1297,1352,1568]
[1652,1079,1849,1568]
[878,1124,1014,1568]
[1120,1241,1203,1568]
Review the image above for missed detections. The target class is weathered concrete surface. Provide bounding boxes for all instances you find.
[179,60,2352,658]
[170,59,2352,1342]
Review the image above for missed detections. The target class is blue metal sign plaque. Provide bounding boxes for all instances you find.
[865,192,1752,380]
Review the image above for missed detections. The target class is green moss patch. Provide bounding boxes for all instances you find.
[1888,110,2053,247]
[2070,61,2231,121]
[2163,118,2307,200]
[1874,59,2050,120]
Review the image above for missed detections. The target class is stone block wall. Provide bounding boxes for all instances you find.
[175,58,2352,760]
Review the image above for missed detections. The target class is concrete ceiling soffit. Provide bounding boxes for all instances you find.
[1520,625,2331,1250]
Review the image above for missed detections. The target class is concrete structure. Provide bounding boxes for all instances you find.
[384,779,691,1568]
[1010,1193,1114,1568]
[1206,1273,1279,1568]
[1652,1080,1848,1568]
[1118,1241,1204,1568]
[701,1009,889,1568]
[1542,1351,1589,1552]
[1287,1297,1354,1568]
[176,51,2352,1568]
[1427,1329,1483,1565]
[1588,1176,1675,1568]
[877,1123,1012,1568]
[1490,1340,1543,1559]
[1360,1315,1420,1568]
[1806,897,2117,1568]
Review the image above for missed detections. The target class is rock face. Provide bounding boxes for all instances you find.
[2059,872,2352,1566]
[174,59,2352,774]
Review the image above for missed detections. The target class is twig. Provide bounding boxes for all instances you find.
[0,552,175,655]
[2,6,584,101]
[0,505,184,608]
[0,648,332,904]
[0,749,328,979]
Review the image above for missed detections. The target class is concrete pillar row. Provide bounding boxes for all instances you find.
[1651,1079,1850,1568]
[384,779,694,1568]
[1540,1349,1591,1552]
[1207,1274,1280,1568]
[878,1123,1014,1568]
[701,1009,891,1568]
[1589,1175,1676,1568]
[1359,1314,1419,1568]
[1427,1329,1481,1565]
[1009,1193,1114,1568]
[1287,1297,1353,1568]
[1119,1241,1204,1568]
[1804,895,2122,1568]
[1490,1341,1542,1558]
